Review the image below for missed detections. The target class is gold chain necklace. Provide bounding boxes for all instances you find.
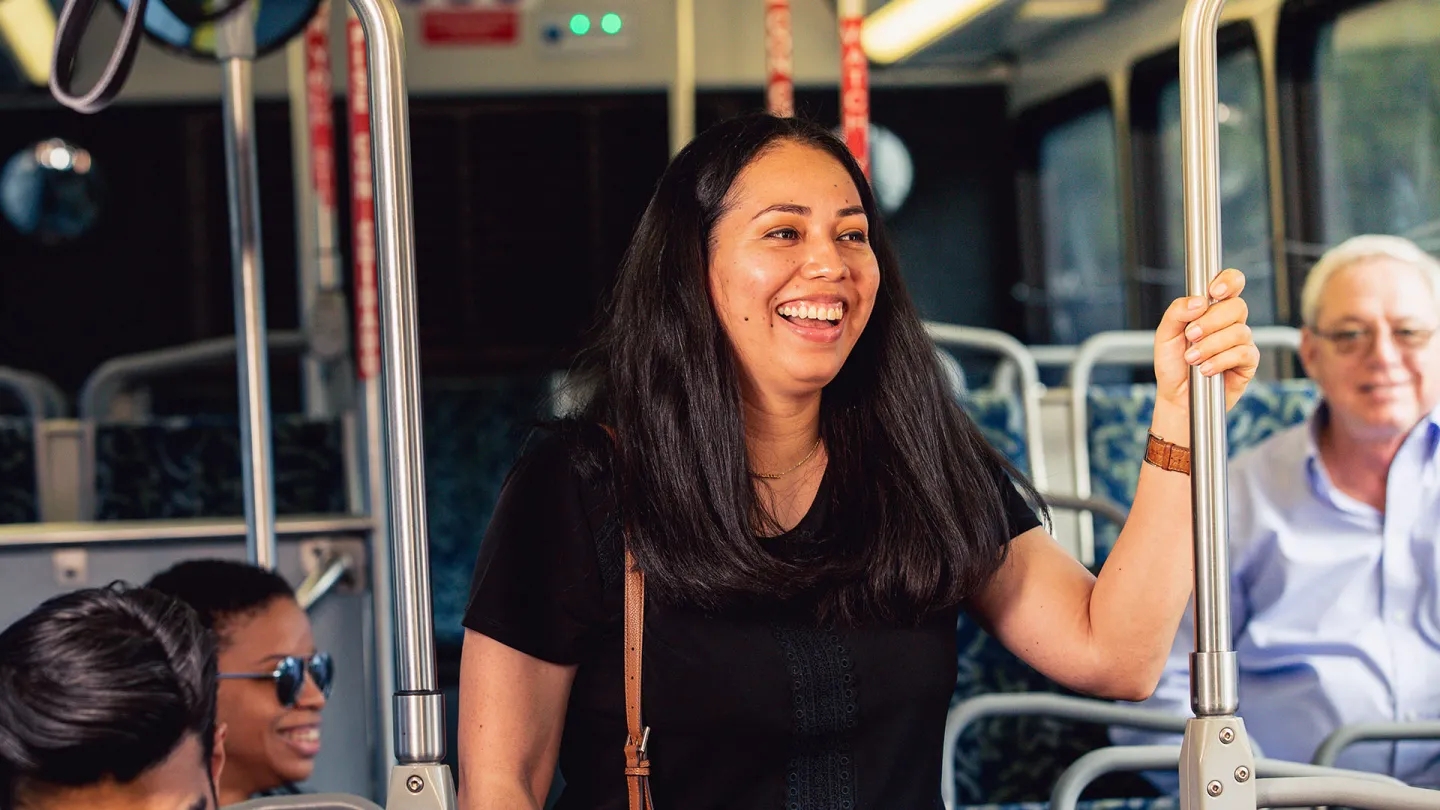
[749,438,822,480]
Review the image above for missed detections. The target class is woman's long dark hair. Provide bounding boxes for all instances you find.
[560,112,1044,624]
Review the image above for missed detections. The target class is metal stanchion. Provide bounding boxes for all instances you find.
[345,3,399,787]
[1176,0,1438,806]
[216,2,278,570]
[343,0,454,805]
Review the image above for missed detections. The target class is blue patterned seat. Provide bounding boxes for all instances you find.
[960,391,1030,474]
[93,416,347,520]
[0,417,37,524]
[1086,379,1319,562]
[952,506,1166,808]
[422,377,554,646]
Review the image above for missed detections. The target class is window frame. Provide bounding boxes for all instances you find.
[1275,0,1439,317]
[1014,82,1121,344]
[1129,22,1264,325]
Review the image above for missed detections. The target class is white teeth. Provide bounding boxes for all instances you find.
[282,728,320,743]
[778,302,845,321]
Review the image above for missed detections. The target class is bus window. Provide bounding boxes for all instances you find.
[1156,48,1275,324]
[1316,0,1440,250]
[1038,106,1126,344]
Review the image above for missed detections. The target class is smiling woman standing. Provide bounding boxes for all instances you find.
[456,113,1261,810]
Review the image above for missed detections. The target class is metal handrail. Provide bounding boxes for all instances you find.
[940,693,1191,810]
[296,550,354,611]
[1041,492,1129,529]
[0,515,374,549]
[0,368,68,417]
[1312,721,1440,769]
[347,0,452,801]
[1048,745,1407,810]
[0,367,50,418]
[924,321,1048,485]
[1169,0,1440,806]
[78,332,308,420]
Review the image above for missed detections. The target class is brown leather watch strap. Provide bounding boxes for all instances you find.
[1144,432,1191,475]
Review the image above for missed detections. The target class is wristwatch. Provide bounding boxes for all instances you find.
[1144,432,1191,475]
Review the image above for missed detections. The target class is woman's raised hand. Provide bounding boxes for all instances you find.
[1153,268,1259,412]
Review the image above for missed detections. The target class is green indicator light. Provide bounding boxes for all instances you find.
[600,12,622,34]
[569,13,591,35]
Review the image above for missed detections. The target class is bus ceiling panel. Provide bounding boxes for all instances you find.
[880,0,1158,68]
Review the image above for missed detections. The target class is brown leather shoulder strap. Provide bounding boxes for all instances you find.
[600,424,654,810]
[622,547,653,810]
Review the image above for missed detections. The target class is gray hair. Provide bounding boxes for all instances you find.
[1300,234,1440,326]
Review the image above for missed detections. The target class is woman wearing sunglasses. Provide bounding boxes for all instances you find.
[148,558,332,805]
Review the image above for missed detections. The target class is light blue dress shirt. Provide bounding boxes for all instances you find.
[1111,402,1440,788]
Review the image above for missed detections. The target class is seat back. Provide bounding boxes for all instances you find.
[952,616,1125,805]
[0,417,37,523]
[949,500,1162,807]
[92,415,348,520]
[1086,379,1319,562]
[960,391,1030,475]
[421,377,552,646]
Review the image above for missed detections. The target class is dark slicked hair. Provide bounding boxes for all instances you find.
[146,559,295,644]
[0,584,218,809]
[557,111,1045,625]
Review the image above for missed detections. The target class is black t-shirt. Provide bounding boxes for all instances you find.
[463,428,1041,810]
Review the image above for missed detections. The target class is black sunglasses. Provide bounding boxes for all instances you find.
[218,652,334,707]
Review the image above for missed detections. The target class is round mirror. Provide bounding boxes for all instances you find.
[868,123,914,217]
[834,122,914,217]
[0,139,103,243]
[109,0,322,60]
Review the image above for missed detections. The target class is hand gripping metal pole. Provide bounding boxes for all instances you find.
[344,0,455,807]
[1177,2,1440,808]
[216,2,279,571]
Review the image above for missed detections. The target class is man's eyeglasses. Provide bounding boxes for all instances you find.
[219,652,333,707]
[1309,326,1437,356]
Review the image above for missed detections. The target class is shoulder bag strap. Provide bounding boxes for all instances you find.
[622,546,653,810]
[600,424,654,810]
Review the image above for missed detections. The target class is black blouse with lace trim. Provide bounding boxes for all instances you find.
[463,428,1040,810]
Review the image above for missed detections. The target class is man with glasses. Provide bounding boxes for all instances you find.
[147,560,332,804]
[0,584,227,810]
[1114,234,1440,788]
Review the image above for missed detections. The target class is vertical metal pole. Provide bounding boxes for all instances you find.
[345,6,398,781]
[1179,0,1237,720]
[347,0,446,769]
[670,0,695,156]
[764,0,793,117]
[838,0,869,176]
[217,2,277,570]
[1175,8,1257,810]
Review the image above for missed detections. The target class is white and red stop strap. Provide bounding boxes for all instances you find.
[837,0,869,177]
[345,10,381,382]
[764,0,794,117]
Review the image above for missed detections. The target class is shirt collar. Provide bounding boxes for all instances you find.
[1302,399,1440,509]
